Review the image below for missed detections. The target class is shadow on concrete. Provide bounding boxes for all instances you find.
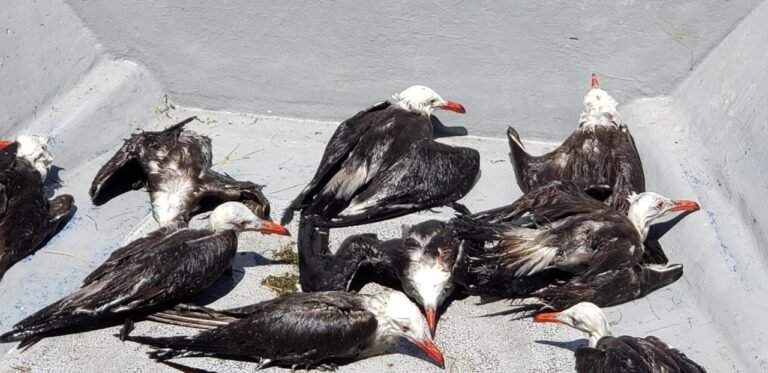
[192,251,276,305]
[44,165,65,198]
[648,210,698,240]
[535,338,587,353]
[431,116,468,138]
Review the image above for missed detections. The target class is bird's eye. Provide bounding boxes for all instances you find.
[401,325,411,333]
[656,202,664,209]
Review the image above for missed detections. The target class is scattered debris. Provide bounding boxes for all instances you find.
[155,94,176,118]
[43,251,92,268]
[261,241,300,296]
[261,272,299,296]
[271,241,299,265]
[213,143,264,168]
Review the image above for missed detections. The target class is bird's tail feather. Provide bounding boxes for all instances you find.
[125,335,208,361]
[499,233,557,277]
[454,215,552,276]
[451,215,507,242]
[0,294,90,344]
[146,304,238,330]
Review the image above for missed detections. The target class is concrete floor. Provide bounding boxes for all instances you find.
[0,107,742,372]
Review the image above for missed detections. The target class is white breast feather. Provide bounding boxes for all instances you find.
[152,177,195,225]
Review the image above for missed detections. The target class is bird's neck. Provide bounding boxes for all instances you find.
[627,209,651,241]
[395,101,432,116]
[587,327,611,348]
[588,333,602,348]
[360,296,402,353]
[579,116,618,130]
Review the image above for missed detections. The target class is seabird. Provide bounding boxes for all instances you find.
[281,85,480,227]
[0,138,75,281]
[506,74,644,214]
[300,219,460,337]
[89,117,272,227]
[534,302,707,372]
[0,202,289,348]
[453,181,698,310]
[457,183,699,278]
[128,290,445,370]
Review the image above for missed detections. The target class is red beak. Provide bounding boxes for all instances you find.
[439,100,466,114]
[425,308,438,338]
[591,73,600,88]
[413,338,445,368]
[533,312,562,324]
[671,200,700,212]
[0,140,12,150]
[257,221,291,236]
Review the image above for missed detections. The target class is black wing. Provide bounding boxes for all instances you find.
[0,143,20,219]
[575,340,654,373]
[533,263,683,310]
[280,101,391,225]
[605,125,645,214]
[471,181,609,225]
[0,230,236,343]
[319,140,480,227]
[642,336,707,373]
[89,117,197,205]
[0,142,18,172]
[80,223,187,285]
[129,292,377,367]
[281,102,391,225]
[505,126,559,193]
[89,137,146,205]
[198,170,271,220]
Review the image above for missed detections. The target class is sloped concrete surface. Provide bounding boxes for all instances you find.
[0,108,744,372]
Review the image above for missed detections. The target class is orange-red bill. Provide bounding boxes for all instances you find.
[425,308,437,338]
[439,100,466,114]
[257,221,291,236]
[671,200,700,212]
[533,312,562,324]
[0,140,12,150]
[591,73,600,88]
[414,339,445,368]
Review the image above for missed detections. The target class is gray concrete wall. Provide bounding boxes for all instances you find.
[0,0,101,134]
[65,0,762,138]
[620,3,768,368]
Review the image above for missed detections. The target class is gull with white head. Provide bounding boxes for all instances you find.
[0,201,289,347]
[505,74,646,214]
[125,290,445,370]
[534,302,707,372]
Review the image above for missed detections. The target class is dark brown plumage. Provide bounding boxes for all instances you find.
[282,91,479,228]
[534,303,706,373]
[0,142,75,281]
[506,75,644,215]
[129,291,445,370]
[454,181,688,313]
[90,117,271,226]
